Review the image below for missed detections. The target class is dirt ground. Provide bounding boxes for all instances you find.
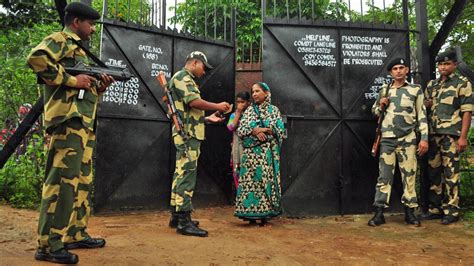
[1,204,474,265]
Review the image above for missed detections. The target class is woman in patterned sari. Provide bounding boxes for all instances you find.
[235,82,286,225]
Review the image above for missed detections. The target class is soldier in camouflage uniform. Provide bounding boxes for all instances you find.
[368,58,429,227]
[168,51,231,237]
[27,3,114,264]
[420,49,473,225]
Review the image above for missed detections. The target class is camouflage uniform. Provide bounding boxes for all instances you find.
[169,68,205,212]
[372,82,428,208]
[424,74,473,217]
[27,28,100,252]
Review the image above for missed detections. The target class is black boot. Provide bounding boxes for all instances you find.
[176,212,208,237]
[169,211,200,228]
[368,207,385,226]
[418,211,443,220]
[34,248,79,264]
[64,236,106,249]
[404,207,421,226]
[441,215,459,225]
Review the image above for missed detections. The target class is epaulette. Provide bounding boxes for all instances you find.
[47,32,67,43]
[407,83,421,88]
[459,75,468,82]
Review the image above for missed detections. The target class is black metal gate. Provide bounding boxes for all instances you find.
[263,21,410,215]
[94,20,235,212]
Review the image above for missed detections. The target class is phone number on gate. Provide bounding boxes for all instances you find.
[103,91,139,104]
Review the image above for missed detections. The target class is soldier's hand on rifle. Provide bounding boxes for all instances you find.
[75,74,97,90]
[417,140,428,156]
[97,73,115,93]
[379,97,389,108]
[424,98,433,108]
[216,102,231,114]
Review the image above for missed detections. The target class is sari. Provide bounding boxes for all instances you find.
[235,93,285,219]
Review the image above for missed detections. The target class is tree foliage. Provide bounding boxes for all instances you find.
[0,1,61,208]
[0,1,57,29]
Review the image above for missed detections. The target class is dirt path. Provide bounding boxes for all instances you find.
[1,203,474,265]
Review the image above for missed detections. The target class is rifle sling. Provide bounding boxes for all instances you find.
[70,38,108,68]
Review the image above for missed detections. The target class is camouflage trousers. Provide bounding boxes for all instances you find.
[426,134,461,217]
[170,136,201,212]
[37,118,95,252]
[374,132,419,208]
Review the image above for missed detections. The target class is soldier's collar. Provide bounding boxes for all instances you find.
[62,27,81,41]
[437,72,456,83]
[390,80,409,88]
[183,67,196,79]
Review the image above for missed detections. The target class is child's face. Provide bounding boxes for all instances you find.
[236,97,250,111]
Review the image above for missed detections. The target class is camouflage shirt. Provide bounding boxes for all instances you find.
[169,68,205,140]
[372,82,428,141]
[424,73,473,136]
[27,28,99,133]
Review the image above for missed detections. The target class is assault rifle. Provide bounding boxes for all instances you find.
[157,71,191,160]
[65,62,133,99]
[0,64,133,169]
[370,84,391,157]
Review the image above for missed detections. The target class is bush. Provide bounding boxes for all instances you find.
[0,133,45,209]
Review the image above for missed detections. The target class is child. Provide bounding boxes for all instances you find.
[227,91,251,190]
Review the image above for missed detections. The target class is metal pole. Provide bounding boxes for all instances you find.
[205,3,208,38]
[415,0,431,87]
[174,0,177,30]
[273,0,276,19]
[348,0,351,22]
[383,0,386,23]
[140,0,143,25]
[162,0,166,28]
[127,0,130,22]
[402,0,409,29]
[224,5,227,41]
[103,0,108,19]
[214,1,217,39]
[231,7,236,54]
[371,0,374,24]
[195,0,198,35]
[298,0,301,23]
[394,0,399,27]
[402,0,410,79]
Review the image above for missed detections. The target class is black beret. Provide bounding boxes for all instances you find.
[387,57,408,71]
[65,2,100,20]
[436,49,457,63]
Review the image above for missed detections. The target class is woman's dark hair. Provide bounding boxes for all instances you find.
[236,91,251,101]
